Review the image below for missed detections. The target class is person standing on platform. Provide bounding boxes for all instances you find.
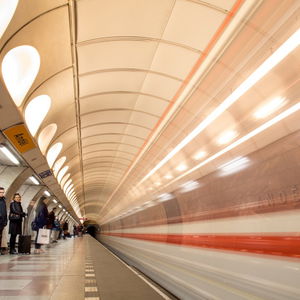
[47,207,56,243]
[8,193,25,254]
[33,196,49,254]
[0,187,7,255]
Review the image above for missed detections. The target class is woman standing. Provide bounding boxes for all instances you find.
[33,196,48,253]
[9,193,25,254]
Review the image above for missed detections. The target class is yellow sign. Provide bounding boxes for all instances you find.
[3,124,36,153]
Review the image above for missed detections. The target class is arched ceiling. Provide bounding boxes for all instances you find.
[1,0,300,224]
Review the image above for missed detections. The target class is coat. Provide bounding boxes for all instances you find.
[0,197,7,228]
[34,201,48,229]
[9,201,24,235]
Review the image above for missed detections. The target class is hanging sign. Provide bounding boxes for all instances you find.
[3,124,36,153]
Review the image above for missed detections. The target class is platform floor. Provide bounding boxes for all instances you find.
[0,235,168,300]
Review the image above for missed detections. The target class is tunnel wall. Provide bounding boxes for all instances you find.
[99,129,300,299]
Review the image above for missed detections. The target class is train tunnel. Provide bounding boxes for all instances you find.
[0,0,300,299]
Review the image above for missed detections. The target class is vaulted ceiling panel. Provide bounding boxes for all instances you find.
[76,0,175,41]
[162,0,228,50]
[77,41,159,73]
[79,71,147,97]
[80,94,139,115]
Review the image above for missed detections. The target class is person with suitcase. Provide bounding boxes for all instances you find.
[8,193,26,254]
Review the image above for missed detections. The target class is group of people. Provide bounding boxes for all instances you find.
[0,187,79,255]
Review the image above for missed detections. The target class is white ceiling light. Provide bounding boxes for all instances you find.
[58,204,62,208]
[164,174,173,179]
[176,164,187,172]
[140,28,300,184]
[43,191,50,197]
[47,143,63,168]
[2,45,40,106]
[0,145,19,165]
[179,180,201,193]
[0,0,19,39]
[52,199,58,203]
[217,130,237,145]
[157,193,174,203]
[57,166,69,183]
[25,95,51,136]
[219,156,250,176]
[254,97,286,119]
[168,102,300,186]
[193,151,206,160]
[53,156,66,176]
[38,123,57,154]
[29,176,39,185]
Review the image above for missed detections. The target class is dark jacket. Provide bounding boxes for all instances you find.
[47,211,55,229]
[9,201,24,235]
[0,196,7,228]
[34,201,49,229]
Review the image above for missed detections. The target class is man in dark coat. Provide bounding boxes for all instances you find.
[0,187,7,255]
[9,193,25,254]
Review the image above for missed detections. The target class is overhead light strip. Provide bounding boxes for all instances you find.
[164,102,300,188]
[140,28,300,184]
[0,145,19,165]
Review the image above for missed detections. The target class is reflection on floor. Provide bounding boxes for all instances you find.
[0,235,96,300]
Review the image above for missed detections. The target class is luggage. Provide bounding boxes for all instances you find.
[18,235,31,254]
[18,217,31,254]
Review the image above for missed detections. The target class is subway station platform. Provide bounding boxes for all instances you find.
[0,236,171,300]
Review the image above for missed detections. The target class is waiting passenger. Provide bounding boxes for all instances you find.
[8,193,25,254]
[33,196,49,254]
[0,187,7,255]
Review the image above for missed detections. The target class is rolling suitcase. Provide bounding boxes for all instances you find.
[18,217,31,254]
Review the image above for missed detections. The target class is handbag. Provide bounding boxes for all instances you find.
[9,213,21,221]
[31,221,38,231]
[37,228,51,244]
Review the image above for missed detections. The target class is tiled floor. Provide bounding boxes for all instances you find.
[0,236,86,300]
[0,236,170,300]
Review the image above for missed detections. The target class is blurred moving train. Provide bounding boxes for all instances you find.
[99,130,300,299]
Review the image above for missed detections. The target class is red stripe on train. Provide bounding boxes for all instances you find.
[102,233,300,258]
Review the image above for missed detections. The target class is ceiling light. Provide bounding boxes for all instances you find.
[254,97,286,119]
[58,204,62,208]
[217,130,237,145]
[0,145,19,165]
[219,156,250,176]
[157,193,174,202]
[52,199,58,203]
[179,180,201,193]
[164,174,173,179]
[170,102,300,184]
[30,176,39,185]
[193,151,206,160]
[154,182,161,186]
[43,191,50,197]
[139,28,300,184]
[176,164,187,172]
